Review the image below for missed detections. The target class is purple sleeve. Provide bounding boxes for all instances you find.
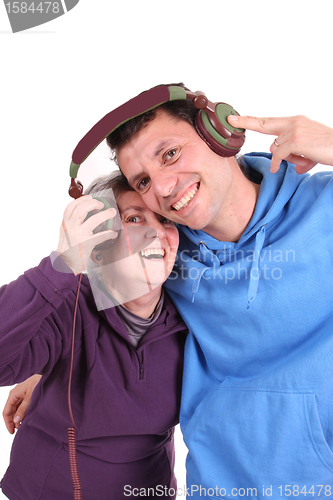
[0,253,79,385]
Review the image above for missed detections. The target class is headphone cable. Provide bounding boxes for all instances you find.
[67,273,83,500]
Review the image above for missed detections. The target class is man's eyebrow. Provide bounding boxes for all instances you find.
[127,172,144,187]
[154,141,171,157]
[127,140,173,186]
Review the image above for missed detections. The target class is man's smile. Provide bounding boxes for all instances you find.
[171,183,199,211]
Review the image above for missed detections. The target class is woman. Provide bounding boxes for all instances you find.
[0,172,187,500]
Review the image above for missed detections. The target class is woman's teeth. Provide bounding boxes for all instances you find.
[172,186,198,211]
[140,248,165,259]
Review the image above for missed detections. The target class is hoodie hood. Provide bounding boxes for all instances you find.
[169,153,308,306]
[180,153,307,249]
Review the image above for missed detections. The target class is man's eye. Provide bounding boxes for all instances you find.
[137,177,150,191]
[164,148,178,163]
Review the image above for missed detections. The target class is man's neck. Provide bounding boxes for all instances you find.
[204,159,261,242]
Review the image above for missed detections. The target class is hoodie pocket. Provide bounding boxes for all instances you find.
[183,386,333,495]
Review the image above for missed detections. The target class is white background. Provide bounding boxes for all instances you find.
[0,0,333,498]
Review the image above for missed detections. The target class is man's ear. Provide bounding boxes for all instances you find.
[90,250,103,265]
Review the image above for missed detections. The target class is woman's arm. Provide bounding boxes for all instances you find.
[0,196,116,385]
[2,375,42,434]
[0,255,78,384]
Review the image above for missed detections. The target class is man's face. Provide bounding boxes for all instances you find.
[117,110,236,234]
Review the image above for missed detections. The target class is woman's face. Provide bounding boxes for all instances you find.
[94,190,179,300]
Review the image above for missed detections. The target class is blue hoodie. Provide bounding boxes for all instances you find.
[165,153,333,499]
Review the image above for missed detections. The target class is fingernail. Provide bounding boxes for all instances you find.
[228,115,238,121]
[13,416,21,424]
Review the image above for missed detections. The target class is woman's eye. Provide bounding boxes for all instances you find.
[160,217,173,224]
[125,215,141,223]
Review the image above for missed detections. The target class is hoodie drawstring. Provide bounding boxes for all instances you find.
[191,242,219,302]
[191,267,209,303]
[190,229,267,307]
[247,224,267,309]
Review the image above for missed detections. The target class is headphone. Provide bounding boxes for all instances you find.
[68,84,246,200]
[85,196,122,249]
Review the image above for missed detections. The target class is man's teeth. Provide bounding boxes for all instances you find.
[172,187,198,211]
[140,248,165,259]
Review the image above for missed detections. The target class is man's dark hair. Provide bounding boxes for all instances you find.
[106,83,198,158]
[106,82,247,175]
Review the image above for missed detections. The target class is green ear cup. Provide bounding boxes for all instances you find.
[85,197,117,231]
[201,104,243,150]
[215,104,244,135]
[93,197,114,231]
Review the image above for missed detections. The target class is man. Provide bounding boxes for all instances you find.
[107,87,333,498]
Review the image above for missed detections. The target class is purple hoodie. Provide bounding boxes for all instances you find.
[0,255,187,499]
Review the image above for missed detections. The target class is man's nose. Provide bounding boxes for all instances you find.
[152,171,177,198]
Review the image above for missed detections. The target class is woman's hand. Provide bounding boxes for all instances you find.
[2,375,42,434]
[228,114,333,174]
[57,195,118,274]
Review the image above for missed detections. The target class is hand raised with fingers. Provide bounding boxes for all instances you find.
[57,195,118,274]
[228,114,333,174]
[3,375,42,434]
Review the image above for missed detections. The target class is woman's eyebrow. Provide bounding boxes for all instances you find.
[121,205,146,214]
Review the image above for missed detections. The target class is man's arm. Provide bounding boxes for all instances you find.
[228,114,333,174]
[2,375,42,434]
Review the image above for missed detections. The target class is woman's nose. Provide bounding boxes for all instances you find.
[145,222,166,240]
